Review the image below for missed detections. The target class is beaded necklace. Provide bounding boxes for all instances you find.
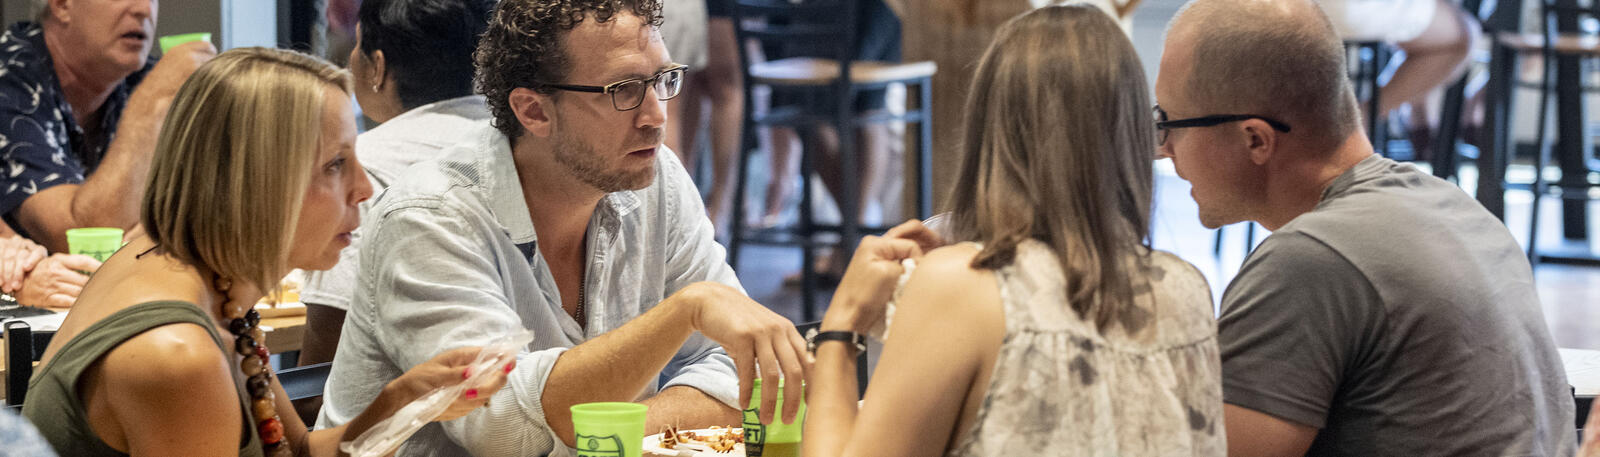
[135,246,290,455]
[216,275,292,457]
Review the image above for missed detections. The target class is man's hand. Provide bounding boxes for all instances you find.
[0,235,47,294]
[130,41,217,107]
[681,282,810,426]
[17,254,99,309]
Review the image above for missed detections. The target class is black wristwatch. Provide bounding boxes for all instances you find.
[805,328,867,355]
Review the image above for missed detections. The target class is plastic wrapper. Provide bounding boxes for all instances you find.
[339,329,535,457]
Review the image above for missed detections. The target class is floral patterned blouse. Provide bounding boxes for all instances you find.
[946,240,1226,456]
[0,21,151,232]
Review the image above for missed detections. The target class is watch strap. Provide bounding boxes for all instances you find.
[806,328,867,355]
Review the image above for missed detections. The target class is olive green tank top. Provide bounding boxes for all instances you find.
[20,301,264,457]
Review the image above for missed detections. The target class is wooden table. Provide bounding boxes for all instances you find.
[1,312,306,403]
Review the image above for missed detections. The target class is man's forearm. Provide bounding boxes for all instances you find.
[541,290,700,446]
[73,98,163,228]
[642,386,740,432]
[19,99,163,251]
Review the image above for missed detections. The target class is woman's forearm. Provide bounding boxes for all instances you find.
[304,424,351,457]
[301,381,411,457]
[801,343,862,457]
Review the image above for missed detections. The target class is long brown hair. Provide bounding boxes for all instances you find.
[945,5,1154,331]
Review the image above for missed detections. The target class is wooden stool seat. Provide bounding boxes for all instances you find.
[750,58,937,86]
[1497,31,1600,55]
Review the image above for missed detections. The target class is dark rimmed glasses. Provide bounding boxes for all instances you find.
[543,64,689,111]
[1153,104,1292,146]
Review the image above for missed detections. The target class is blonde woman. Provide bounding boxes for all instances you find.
[21,48,510,457]
[803,6,1223,456]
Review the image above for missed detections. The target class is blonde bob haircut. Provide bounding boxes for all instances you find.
[142,47,352,297]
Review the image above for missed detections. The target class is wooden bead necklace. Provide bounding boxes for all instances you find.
[216,275,293,457]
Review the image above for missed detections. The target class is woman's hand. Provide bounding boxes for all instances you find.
[387,346,515,422]
[0,235,47,293]
[884,219,947,252]
[822,233,925,334]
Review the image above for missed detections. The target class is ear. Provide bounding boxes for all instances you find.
[48,0,72,25]
[368,49,389,91]
[509,88,555,139]
[1241,120,1277,166]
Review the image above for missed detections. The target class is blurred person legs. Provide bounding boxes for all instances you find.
[757,0,903,282]
[667,5,740,237]
[1390,0,1478,158]
[760,126,802,229]
[1322,0,1479,157]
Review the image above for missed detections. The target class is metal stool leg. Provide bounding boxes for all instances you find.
[917,79,934,219]
[1528,35,1557,263]
[729,107,758,271]
[799,126,818,322]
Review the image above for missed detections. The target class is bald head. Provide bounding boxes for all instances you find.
[1163,0,1358,149]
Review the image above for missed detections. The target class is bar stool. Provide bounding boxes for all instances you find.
[1347,41,1394,155]
[726,0,937,320]
[1494,0,1600,266]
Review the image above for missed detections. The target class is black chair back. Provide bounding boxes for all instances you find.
[731,0,862,102]
[1577,386,1592,433]
[277,362,332,402]
[5,321,54,407]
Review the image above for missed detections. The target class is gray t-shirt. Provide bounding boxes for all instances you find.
[1219,155,1575,456]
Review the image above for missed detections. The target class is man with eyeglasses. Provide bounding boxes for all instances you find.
[318,1,810,455]
[1156,0,1574,456]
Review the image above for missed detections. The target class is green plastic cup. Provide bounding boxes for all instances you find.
[158,32,212,54]
[65,227,123,263]
[742,378,806,456]
[570,402,647,457]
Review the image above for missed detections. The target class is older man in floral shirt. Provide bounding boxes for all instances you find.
[0,0,211,307]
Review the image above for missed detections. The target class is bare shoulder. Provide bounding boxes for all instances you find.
[897,243,1003,322]
[82,322,242,453]
[904,243,990,292]
[99,322,234,396]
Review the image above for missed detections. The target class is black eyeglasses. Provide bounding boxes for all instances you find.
[542,64,689,111]
[1153,104,1292,146]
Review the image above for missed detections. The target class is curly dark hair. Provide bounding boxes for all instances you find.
[475,0,664,140]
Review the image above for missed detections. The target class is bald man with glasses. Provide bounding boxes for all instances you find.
[1153,0,1574,455]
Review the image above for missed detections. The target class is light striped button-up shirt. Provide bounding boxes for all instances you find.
[317,123,741,457]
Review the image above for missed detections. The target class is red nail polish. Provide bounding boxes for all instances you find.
[465,388,478,400]
[462,368,471,380]
[504,363,515,373]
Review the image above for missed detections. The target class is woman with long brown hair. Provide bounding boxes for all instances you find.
[801,5,1223,455]
[21,47,510,457]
